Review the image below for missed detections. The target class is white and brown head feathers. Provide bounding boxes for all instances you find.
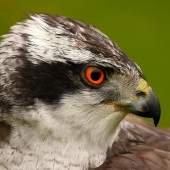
[0,14,167,170]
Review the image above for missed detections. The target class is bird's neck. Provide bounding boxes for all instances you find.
[1,101,125,170]
[0,120,122,170]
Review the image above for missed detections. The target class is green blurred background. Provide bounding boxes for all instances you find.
[0,0,169,127]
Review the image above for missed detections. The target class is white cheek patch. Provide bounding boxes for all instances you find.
[3,90,126,170]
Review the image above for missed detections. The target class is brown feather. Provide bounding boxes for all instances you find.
[90,115,170,170]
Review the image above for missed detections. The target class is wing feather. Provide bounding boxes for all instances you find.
[90,115,170,170]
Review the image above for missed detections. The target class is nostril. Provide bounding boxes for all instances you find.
[136,91,146,97]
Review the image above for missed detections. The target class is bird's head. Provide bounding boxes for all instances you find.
[0,14,161,168]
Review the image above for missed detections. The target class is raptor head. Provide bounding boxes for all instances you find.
[0,14,161,169]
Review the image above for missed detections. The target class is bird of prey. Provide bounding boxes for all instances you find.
[0,14,169,170]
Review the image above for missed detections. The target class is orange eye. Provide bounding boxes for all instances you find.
[85,67,105,85]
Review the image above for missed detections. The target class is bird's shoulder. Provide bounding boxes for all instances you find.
[90,115,170,170]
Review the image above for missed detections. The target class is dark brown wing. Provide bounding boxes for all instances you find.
[90,115,170,170]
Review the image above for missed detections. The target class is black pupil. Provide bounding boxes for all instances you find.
[91,69,101,81]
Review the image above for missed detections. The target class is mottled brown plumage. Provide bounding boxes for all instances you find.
[93,115,170,170]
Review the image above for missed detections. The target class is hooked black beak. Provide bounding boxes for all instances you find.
[129,87,161,126]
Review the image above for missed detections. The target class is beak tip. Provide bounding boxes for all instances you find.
[153,104,161,127]
[147,88,161,127]
[154,106,161,127]
[154,116,160,127]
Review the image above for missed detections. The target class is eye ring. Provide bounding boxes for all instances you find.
[85,67,105,85]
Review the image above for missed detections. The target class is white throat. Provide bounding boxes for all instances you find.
[1,93,126,170]
[1,123,122,170]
